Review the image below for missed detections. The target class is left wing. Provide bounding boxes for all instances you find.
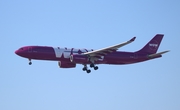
[83,37,136,58]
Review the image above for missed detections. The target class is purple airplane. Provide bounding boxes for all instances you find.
[15,34,169,73]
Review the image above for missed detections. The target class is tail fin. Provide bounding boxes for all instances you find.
[137,34,164,54]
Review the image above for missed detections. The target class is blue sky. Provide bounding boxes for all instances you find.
[0,0,179,110]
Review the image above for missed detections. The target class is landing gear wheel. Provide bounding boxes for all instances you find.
[82,67,87,71]
[94,66,98,70]
[86,69,91,73]
[82,64,88,71]
[29,62,32,65]
[90,63,95,68]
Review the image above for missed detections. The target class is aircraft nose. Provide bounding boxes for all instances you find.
[15,47,29,58]
[15,50,19,55]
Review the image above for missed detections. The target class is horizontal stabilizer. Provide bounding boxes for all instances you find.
[148,50,170,58]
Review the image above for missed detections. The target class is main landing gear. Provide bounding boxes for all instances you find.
[82,63,99,73]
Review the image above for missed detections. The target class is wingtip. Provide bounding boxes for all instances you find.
[130,37,136,41]
[166,50,170,53]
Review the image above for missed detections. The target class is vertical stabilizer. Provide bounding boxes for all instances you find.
[137,34,164,54]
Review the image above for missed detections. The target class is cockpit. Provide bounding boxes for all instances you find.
[15,46,29,56]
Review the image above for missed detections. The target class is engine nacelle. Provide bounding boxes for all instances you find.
[58,61,76,68]
[70,54,89,64]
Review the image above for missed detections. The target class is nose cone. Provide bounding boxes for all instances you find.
[15,50,18,54]
[15,49,24,57]
[15,50,20,55]
[15,47,29,58]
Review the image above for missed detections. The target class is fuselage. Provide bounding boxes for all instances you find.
[15,46,161,65]
[14,34,168,73]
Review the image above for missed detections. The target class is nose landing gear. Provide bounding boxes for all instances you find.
[28,59,32,65]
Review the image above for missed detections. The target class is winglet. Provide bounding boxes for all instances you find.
[130,37,136,42]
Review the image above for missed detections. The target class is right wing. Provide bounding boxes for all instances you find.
[83,37,136,58]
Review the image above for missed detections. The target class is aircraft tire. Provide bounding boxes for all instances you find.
[29,62,32,65]
[94,66,98,70]
[82,67,87,71]
[86,70,91,73]
[90,63,95,68]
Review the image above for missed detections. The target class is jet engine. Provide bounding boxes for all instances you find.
[58,61,76,68]
[70,54,89,64]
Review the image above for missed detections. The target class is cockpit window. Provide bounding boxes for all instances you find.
[20,48,24,50]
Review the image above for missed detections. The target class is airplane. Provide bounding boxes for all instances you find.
[15,34,169,73]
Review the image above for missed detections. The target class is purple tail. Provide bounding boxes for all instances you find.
[136,34,164,54]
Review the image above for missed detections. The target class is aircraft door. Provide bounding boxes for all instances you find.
[28,47,32,53]
[27,47,33,58]
[134,53,138,59]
